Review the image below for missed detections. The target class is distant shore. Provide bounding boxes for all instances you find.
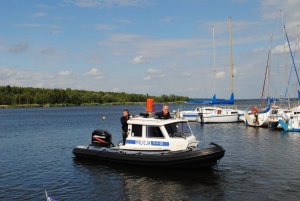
[0,101,186,109]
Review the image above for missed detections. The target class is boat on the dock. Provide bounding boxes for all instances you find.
[243,105,271,127]
[198,105,242,123]
[73,115,225,169]
[278,106,300,132]
[242,34,274,128]
[277,21,300,132]
[178,106,201,121]
[268,105,291,128]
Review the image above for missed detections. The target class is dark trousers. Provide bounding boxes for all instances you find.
[122,131,127,145]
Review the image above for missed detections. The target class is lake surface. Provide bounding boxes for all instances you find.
[1,102,300,200]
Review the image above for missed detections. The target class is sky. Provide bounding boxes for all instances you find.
[1,0,300,99]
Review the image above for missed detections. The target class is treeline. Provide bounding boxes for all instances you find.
[0,85,189,107]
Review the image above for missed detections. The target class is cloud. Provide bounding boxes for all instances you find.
[252,47,267,53]
[86,67,103,79]
[58,70,72,76]
[88,54,102,64]
[143,75,151,80]
[8,43,28,53]
[108,33,141,43]
[66,0,148,8]
[95,23,117,30]
[182,72,192,77]
[260,1,300,36]
[0,67,110,91]
[101,33,209,58]
[111,87,120,92]
[132,55,147,64]
[215,71,226,79]
[147,68,162,73]
[160,16,174,23]
[268,39,299,55]
[40,47,56,55]
[0,67,75,88]
[19,23,62,35]
[117,19,134,25]
[33,12,47,17]
[143,68,165,81]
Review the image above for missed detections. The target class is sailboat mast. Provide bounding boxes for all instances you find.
[267,34,273,99]
[213,26,216,95]
[261,34,273,103]
[229,17,234,94]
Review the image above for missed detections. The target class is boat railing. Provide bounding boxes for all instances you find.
[219,105,238,110]
[186,141,199,150]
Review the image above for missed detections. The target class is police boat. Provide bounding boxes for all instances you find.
[73,116,225,169]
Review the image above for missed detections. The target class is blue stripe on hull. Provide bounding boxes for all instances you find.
[183,114,198,117]
[126,139,169,146]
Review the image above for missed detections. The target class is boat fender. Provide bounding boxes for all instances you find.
[251,107,259,115]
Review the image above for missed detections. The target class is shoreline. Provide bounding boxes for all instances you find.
[0,101,186,109]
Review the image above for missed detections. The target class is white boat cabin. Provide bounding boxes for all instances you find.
[120,117,198,151]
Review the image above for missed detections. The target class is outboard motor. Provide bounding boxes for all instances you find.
[91,129,113,147]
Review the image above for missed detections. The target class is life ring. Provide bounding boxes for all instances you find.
[251,107,259,115]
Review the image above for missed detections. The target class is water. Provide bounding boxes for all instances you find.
[1,103,300,201]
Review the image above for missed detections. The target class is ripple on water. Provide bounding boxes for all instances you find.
[1,105,300,200]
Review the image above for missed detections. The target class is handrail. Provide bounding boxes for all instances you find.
[186,141,199,150]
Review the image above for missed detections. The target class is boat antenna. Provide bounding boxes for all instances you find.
[229,17,234,94]
[213,26,216,95]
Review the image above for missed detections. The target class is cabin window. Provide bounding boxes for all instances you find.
[146,126,164,138]
[165,122,192,138]
[131,125,142,137]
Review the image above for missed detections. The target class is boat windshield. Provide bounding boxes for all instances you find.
[164,122,192,138]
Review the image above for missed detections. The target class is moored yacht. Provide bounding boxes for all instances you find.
[178,107,202,121]
[197,105,241,123]
[279,106,300,132]
[243,105,271,127]
[268,105,291,128]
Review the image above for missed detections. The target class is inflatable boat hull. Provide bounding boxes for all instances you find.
[73,143,225,169]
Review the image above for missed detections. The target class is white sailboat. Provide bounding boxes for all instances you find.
[243,105,271,127]
[179,18,241,123]
[178,106,202,121]
[278,17,300,132]
[197,17,241,123]
[268,105,291,128]
[243,35,274,127]
[198,105,240,123]
[279,106,300,131]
